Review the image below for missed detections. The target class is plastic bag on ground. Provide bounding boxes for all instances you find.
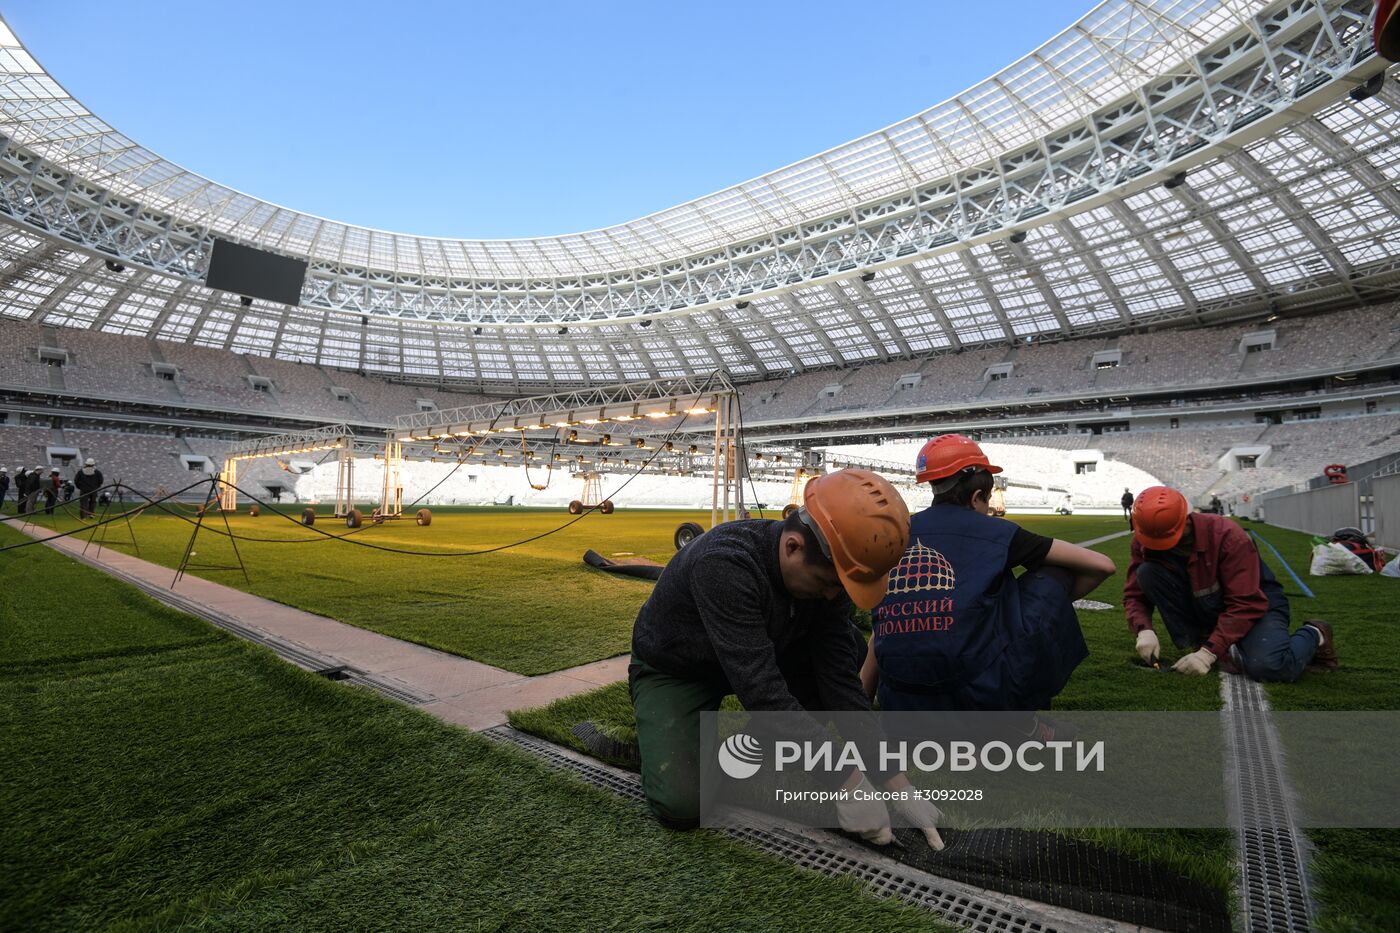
[1310,541,1373,576]
[1381,553,1400,579]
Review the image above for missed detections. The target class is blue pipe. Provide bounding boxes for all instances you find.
[1250,529,1315,599]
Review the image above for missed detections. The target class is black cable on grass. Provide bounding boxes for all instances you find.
[218,370,724,558]
[125,486,380,545]
[0,478,210,553]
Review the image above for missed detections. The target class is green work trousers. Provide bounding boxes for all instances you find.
[628,656,728,830]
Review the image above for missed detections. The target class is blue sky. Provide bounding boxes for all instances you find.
[5,2,1087,239]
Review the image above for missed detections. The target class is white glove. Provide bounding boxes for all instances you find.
[835,776,892,845]
[1173,646,1217,676]
[891,794,946,850]
[1136,629,1161,663]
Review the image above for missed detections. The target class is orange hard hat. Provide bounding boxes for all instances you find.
[1132,486,1190,550]
[915,434,1003,486]
[800,468,911,610]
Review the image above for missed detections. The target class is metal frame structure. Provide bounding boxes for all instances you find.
[0,2,1390,387]
[212,372,945,525]
[220,422,357,515]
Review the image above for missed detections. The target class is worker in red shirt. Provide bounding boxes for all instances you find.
[1124,486,1336,680]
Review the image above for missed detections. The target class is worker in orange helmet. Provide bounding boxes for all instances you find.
[866,435,1115,727]
[1125,486,1336,679]
[630,468,943,848]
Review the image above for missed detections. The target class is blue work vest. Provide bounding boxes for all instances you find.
[874,504,1018,694]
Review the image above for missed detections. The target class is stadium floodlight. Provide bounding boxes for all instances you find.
[472,326,482,335]
[735,301,750,309]
[1008,231,1028,244]
[1163,171,1189,189]
[104,259,126,273]
[558,326,568,335]
[860,271,877,282]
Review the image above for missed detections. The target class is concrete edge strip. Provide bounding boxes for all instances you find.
[36,532,437,706]
[1220,672,1315,933]
[481,724,1166,933]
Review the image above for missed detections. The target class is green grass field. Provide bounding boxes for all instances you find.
[13,503,1399,930]
[0,521,954,931]
[23,504,1127,676]
[511,518,1400,931]
[29,503,705,675]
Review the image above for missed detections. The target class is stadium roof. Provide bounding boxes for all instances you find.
[0,0,1394,387]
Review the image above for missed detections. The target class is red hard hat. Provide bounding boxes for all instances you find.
[1132,486,1190,550]
[915,434,1003,485]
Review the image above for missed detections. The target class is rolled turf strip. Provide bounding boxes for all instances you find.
[582,549,664,581]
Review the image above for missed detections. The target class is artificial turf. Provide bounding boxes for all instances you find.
[1232,521,1400,933]
[23,504,1127,677]
[0,522,957,931]
[28,503,701,675]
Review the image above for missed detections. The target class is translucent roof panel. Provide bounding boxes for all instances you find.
[0,1,1257,279]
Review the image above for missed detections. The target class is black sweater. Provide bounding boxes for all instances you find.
[632,519,873,719]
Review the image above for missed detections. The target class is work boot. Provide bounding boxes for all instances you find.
[1304,619,1338,672]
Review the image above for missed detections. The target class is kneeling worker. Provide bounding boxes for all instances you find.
[1125,486,1336,679]
[631,468,942,846]
[867,435,1116,718]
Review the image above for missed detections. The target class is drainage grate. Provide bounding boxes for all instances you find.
[342,670,436,706]
[1221,673,1314,933]
[480,725,1172,933]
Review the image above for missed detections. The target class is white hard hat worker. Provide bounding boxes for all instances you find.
[85,458,95,466]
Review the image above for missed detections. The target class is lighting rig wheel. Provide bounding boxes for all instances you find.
[248,505,260,517]
[346,508,363,529]
[416,508,433,526]
[674,521,705,550]
[781,503,798,519]
[599,500,615,514]
[568,500,584,515]
[301,508,316,526]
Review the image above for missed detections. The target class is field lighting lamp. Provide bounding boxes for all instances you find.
[860,270,876,282]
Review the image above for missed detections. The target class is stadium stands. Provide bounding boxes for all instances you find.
[0,321,494,424]
[737,302,1400,418]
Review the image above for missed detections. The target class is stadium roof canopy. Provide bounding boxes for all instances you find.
[0,0,1394,389]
